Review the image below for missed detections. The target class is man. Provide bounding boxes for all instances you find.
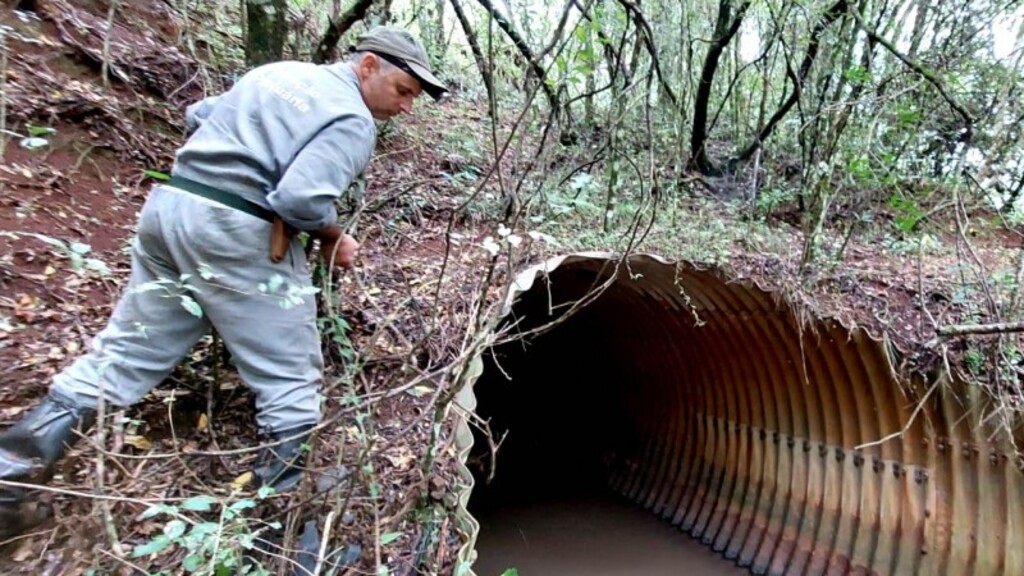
[0,26,446,539]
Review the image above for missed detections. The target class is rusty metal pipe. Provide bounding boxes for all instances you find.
[457,255,1024,576]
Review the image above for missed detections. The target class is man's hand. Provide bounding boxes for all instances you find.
[322,234,360,269]
[312,225,359,269]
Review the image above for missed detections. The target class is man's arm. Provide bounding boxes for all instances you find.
[266,115,376,267]
[266,115,376,232]
[310,225,360,269]
[185,95,222,133]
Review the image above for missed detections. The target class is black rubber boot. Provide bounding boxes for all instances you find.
[248,425,317,575]
[0,394,95,541]
[253,424,314,493]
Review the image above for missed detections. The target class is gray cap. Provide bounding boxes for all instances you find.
[354,26,448,101]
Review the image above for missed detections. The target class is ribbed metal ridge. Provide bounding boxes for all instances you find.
[452,252,1024,575]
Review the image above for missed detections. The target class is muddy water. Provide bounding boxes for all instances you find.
[471,490,748,576]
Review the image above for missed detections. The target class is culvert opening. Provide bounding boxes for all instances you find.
[462,254,1022,576]
[467,260,746,575]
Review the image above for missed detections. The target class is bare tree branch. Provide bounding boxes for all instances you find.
[729,0,848,168]
[535,0,577,63]
[313,0,375,64]
[849,6,975,144]
[449,0,494,105]
[614,0,678,106]
[937,321,1024,338]
[472,0,561,111]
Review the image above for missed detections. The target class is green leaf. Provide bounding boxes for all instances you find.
[69,242,92,255]
[190,522,220,538]
[895,104,922,126]
[405,385,432,398]
[85,258,111,276]
[183,554,205,572]
[27,124,56,137]
[257,485,276,499]
[380,532,402,545]
[197,262,221,281]
[132,280,171,294]
[500,569,519,576]
[140,504,178,519]
[145,169,171,181]
[133,535,174,557]
[179,295,203,318]
[164,519,188,540]
[237,533,257,550]
[181,495,217,512]
[28,233,67,249]
[842,65,872,84]
[230,499,257,512]
[267,274,284,293]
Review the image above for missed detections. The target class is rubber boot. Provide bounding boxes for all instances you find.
[0,394,95,541]
[252,424,314,494]
[249,425,317,575]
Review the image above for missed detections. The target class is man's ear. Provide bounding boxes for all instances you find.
[358,53,380,78]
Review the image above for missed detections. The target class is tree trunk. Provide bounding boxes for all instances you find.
[614,0,678,106]
[245,0,288,67]
[689,0,752,175]
[450,0,494,106]
[369,0,394,25]
[583,11,596,128]
[427,0,447,64]
[907,0,930,60]
[313,0,376,64]
[473,0,560,111]
[729,0,849,167]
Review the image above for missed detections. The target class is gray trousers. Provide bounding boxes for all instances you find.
[50,185,322,433]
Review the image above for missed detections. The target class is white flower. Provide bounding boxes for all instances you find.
[497,224,512,237]
[507,234,522,247]
[481,236,500,256]
[20,137,49,150]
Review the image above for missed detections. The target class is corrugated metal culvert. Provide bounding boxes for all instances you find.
[451,253,1024,575]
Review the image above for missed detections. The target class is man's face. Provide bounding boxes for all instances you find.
[355,54,423,120]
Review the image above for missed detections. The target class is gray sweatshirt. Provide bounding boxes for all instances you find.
[174,62,376,231]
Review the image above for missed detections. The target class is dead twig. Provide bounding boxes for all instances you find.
[936,320,1024,338]
[854,378,939,451]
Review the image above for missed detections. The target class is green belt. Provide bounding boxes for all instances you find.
[167,175,275,223]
